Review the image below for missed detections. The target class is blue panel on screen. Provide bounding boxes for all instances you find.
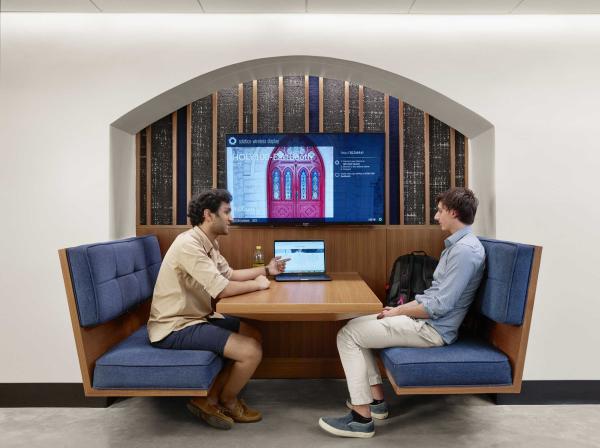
[226,133,385,225]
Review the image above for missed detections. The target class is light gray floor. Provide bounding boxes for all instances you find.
[1,380,599,448]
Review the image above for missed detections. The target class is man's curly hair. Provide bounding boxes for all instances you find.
[187,189,232,226]
[435,187,478,225]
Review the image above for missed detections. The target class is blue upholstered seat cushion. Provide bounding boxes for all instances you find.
[380,336,512,387]
[476,238,534,325]
[67,235,162,327]
[93,327,223,390]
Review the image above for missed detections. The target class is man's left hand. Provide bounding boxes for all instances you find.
[377,306,401,319]
[267,256,291,275]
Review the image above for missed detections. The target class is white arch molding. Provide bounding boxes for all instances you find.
[109,56,495,239]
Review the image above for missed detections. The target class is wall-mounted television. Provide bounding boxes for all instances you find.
[226,133,385,225]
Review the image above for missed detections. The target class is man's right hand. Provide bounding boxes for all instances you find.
[255,275,270,290]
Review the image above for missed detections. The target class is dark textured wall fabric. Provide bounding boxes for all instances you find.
[151,114,173,225]
[191,95,213,197]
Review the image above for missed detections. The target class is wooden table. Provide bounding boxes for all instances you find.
[216,272,382,321]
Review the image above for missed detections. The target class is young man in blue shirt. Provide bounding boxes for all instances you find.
[319,187,486,438]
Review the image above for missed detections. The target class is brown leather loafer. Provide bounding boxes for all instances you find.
[222,399,262,423]
[187,398,234,430]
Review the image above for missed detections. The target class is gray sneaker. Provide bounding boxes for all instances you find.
[318,412,375,438]
[345,398,389,419]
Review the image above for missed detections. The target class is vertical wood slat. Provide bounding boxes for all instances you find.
[450,128,456,189]
[304,75,309,133]
[136,132,140,226]
[465,137,469,187]
[358,85,364,132]
[318,77,324,133]
[399,102,404,225]
[145,126,151,225]
[344,81,349,132]
[238,84,244,133]
[278,76,284,133]
[186,104,192,224]
[252,80,258,133]
[424,113,430,225]
[384,94,390,225]
[172,112,177,224]
[212,93,218,188]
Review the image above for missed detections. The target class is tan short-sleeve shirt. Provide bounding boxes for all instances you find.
[147,227,233,342]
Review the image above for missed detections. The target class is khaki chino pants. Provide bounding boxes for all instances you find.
[337,314,444,405]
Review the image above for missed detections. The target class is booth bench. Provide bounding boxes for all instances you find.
[59,235,541,399]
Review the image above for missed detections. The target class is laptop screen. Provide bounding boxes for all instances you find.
[274,240,326,274]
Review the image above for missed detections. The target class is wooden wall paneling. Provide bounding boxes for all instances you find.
[136,132,141,226]
[424,113,430,225]
[238,83,244,133]
[278,76,284,132]
[399,101,405,225]
[344,81,349,132]
[304,75,309,133]
[253,80,258,133]
[318,77,324,132]
[146,126,151,225]
[386,227,447,274]
[212,92,217,188]
[358,85,364,132]
[384,94,390,225]
[172,112,177,224]
[450,128,456,189]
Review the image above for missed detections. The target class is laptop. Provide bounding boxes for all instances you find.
[274,240,331,282]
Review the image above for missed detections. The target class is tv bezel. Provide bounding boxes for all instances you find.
[225,132,386,227]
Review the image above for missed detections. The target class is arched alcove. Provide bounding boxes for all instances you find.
[108,56,496,378]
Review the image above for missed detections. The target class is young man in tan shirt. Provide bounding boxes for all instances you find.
[147,189,288,430]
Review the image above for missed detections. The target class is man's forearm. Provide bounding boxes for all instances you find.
[397,301,431,319]
[217,279,261,298]
[229,267,267,281]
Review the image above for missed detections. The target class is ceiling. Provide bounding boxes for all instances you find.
[2,0,600,14]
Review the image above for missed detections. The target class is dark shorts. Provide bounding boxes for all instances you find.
[152,315,241,356]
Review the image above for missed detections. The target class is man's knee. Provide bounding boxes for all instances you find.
[243,337,262,363]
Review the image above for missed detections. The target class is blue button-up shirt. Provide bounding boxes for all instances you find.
[415,226,485,344]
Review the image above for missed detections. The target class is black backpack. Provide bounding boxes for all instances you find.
[386,251,439,307]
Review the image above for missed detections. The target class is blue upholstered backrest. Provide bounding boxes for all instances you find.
[476,238,535,325]
[66,235,162,327]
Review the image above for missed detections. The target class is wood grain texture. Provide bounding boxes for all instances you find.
[217,273,381,321]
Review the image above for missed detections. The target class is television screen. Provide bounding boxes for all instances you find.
[226,133,385,225]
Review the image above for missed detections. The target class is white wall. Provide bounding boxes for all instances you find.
[1,13,599,382]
